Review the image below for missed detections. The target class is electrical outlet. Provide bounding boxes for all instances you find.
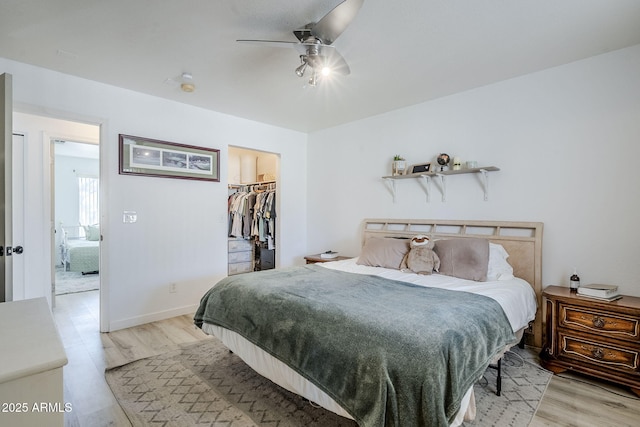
[169,283,177,293]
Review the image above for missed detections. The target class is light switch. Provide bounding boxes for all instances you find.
[123,211,137,223]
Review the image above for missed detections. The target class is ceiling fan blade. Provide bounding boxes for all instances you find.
[237,39,299,49]
[311,0,364,45]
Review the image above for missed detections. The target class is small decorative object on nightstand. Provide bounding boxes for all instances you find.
[569,268,580,292]
[540,285,640,397]
[304,253,351,264]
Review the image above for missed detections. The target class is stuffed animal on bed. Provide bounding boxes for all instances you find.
[400,235,441,275]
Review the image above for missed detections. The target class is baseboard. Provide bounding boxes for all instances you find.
[109,303,199,331]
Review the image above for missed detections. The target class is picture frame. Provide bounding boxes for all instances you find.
[410,163,431,174]
[119,134,220,182]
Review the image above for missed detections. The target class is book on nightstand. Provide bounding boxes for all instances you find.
[577,284,620,300]
[320,251,339,259]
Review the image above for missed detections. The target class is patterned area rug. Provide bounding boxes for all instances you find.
[55,266,99,295]
[465,345,551,426]
[105,338,551,427]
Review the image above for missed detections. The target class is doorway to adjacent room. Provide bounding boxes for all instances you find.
[53,138,101,298]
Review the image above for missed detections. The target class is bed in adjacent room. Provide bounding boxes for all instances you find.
[194,219,543,427]
[61,224,100,274]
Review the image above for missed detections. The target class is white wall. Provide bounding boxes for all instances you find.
[228,146,278,185]
[307,44,640,297]
[54,155,100,229]
[3,58,307,331]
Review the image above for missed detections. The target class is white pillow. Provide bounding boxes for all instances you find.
[83,224,100,241]
[487,243,514,281]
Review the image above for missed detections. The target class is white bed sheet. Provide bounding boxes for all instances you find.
[321,257,538,333]
[201,258,537,426]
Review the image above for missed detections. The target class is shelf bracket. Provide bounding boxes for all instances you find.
[478,169,490,201]
[435,173,447,202]
[383,178,397,203]
[418,174,431,202]
[381,166,498,203]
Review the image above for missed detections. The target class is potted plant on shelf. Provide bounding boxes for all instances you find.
[392,155,406,176]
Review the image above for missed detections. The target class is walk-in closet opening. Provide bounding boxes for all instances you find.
[227,146,279,275]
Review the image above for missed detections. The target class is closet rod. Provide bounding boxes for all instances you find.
[228,180,275,188]
[229,181,276,192]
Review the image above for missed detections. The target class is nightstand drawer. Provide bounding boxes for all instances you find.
[559,332,639,373]
[559,303,640,342]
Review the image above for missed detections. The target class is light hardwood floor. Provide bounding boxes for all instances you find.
[53,290,640,427]
[52,290,210,427]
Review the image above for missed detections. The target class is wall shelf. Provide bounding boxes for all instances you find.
[382,166,499,202]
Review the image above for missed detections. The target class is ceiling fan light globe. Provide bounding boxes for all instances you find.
[295,62,307,77]
[321,66,331,76]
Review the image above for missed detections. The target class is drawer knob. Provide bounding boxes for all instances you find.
[592,347,605,360]
[592,316,605,328]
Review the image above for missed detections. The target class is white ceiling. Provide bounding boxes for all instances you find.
[2,0,640,133]
[54,140,100,160]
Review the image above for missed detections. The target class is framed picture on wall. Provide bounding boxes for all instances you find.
[119,134,220,182]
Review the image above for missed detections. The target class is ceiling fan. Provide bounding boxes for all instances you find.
[163,72,196,93]
[237,0,364,86]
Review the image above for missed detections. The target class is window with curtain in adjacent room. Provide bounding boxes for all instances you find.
[78,176,99,227]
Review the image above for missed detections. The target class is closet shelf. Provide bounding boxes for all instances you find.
[382,166,499,202]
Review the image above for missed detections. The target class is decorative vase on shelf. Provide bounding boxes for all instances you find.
[392,156,406,176]
[452,157,462,170]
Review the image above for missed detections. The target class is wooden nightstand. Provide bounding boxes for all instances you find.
[540,285,640,396]
[304,254,351,264]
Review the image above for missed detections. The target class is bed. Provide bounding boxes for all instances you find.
[60,225,100,274]
[194,219,543,427]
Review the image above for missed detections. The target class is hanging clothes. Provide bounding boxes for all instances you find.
[251,189,276,243]
[228,189,255,238]
[228,183,275,242]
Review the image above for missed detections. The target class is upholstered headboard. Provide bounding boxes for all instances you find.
[361,219,543,347]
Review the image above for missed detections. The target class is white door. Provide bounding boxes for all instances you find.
[1,75,32,303]
[1,73,13,302]
[11,133,25,300]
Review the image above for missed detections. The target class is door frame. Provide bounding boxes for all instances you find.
[14,105,109,332]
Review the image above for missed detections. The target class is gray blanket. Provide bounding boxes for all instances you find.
[194,265,516,427]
